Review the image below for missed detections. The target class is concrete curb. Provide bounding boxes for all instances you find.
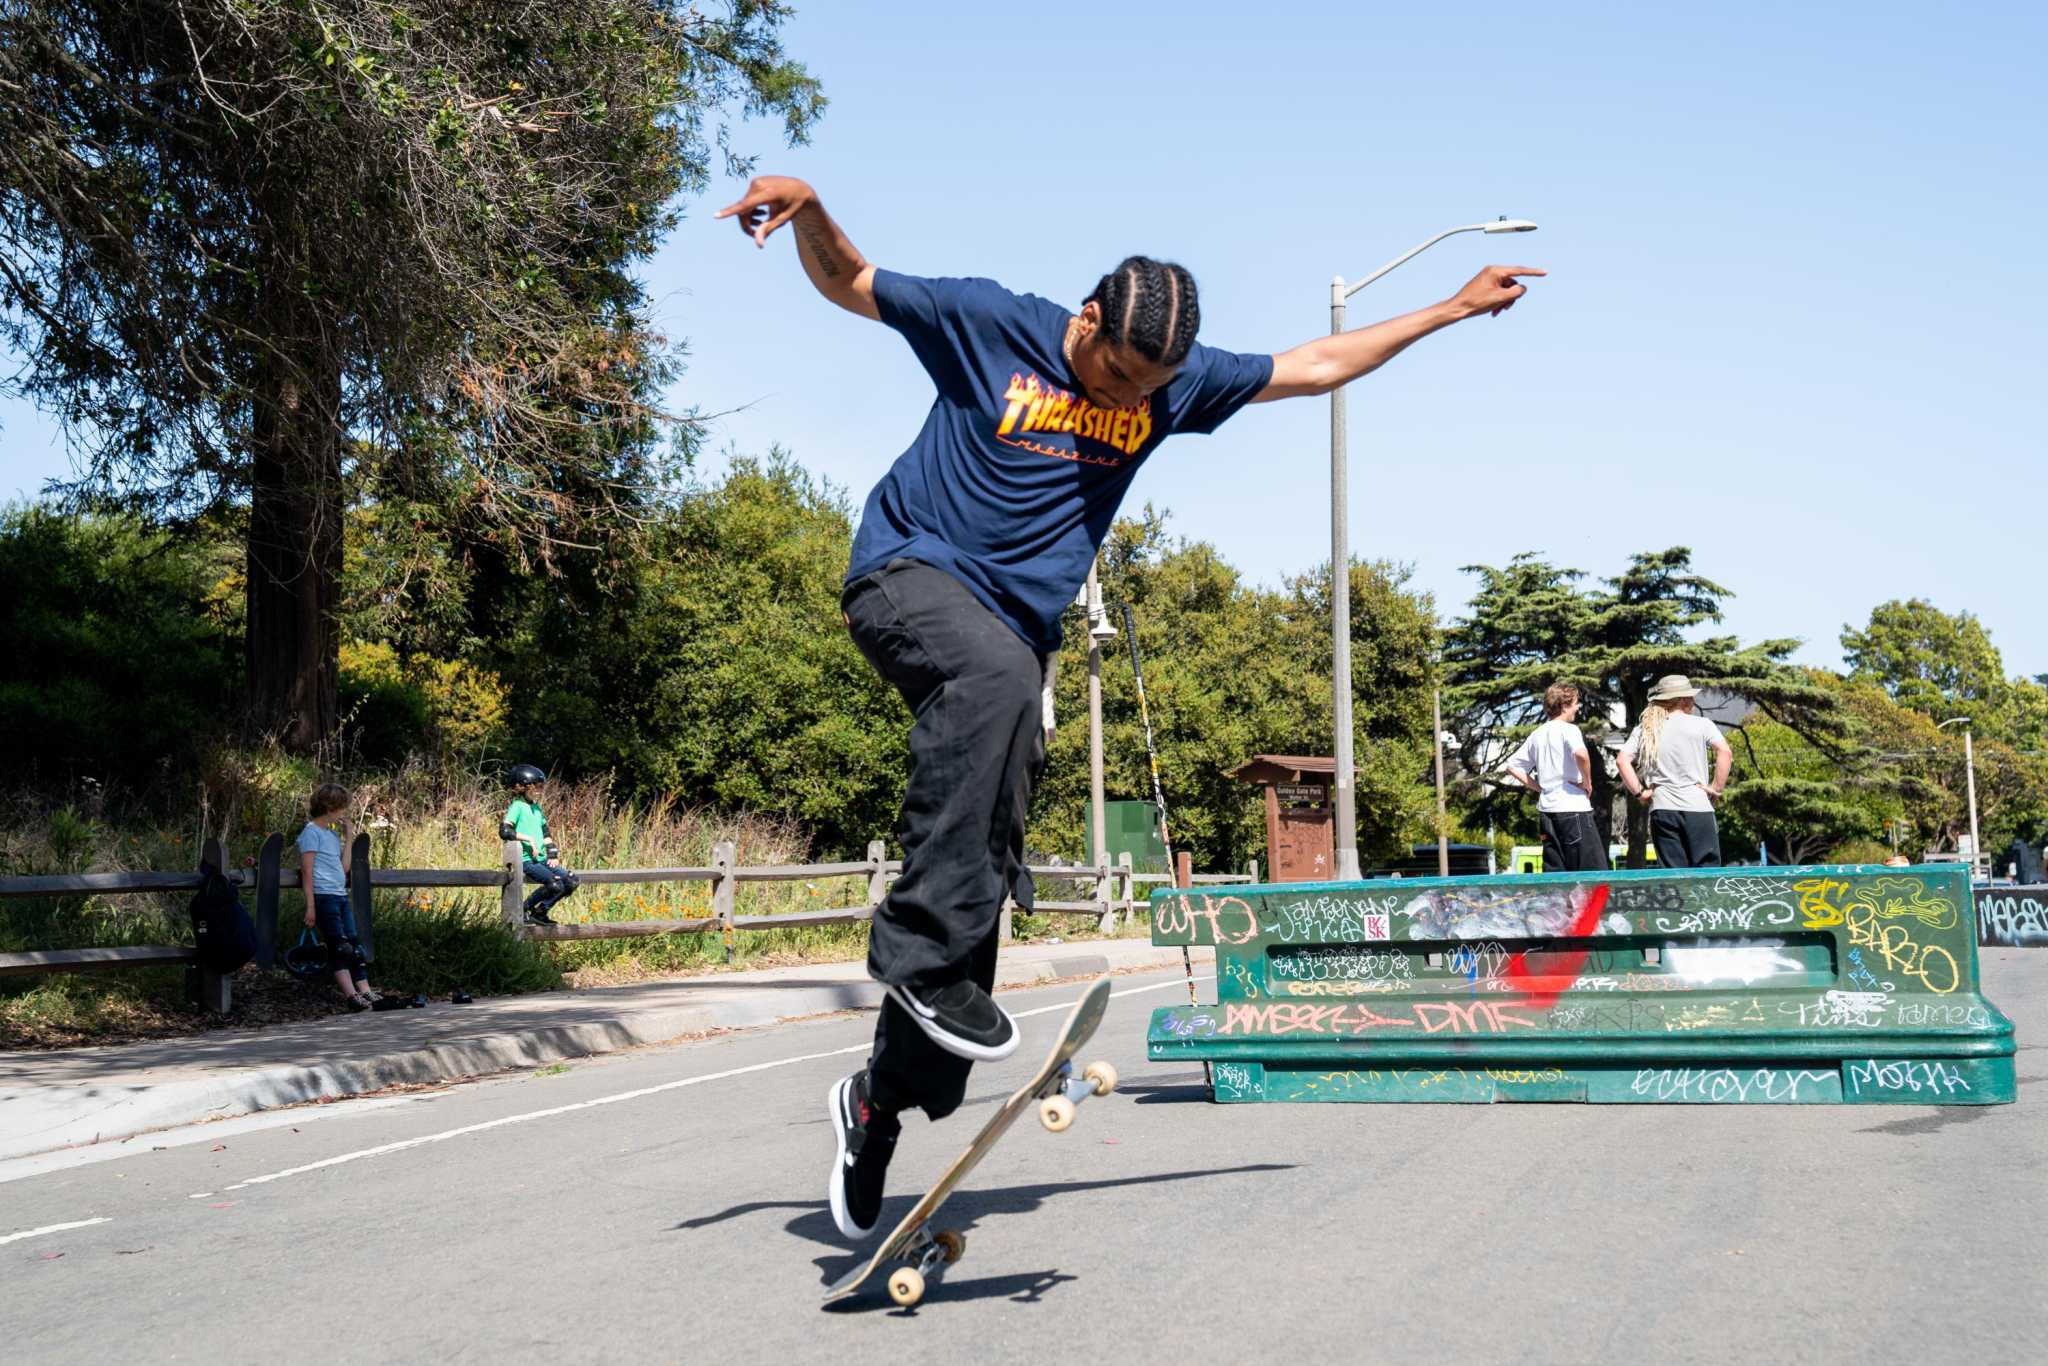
[0,942,1208,1162]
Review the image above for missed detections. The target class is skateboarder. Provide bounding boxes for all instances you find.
[715,174,1543,1239]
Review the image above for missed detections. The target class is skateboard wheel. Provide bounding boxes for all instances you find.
[888,1266,925,1307]
[1084,1061,1118,1096]
[935,1230,966,1263]
[1039,1095,1076,1132]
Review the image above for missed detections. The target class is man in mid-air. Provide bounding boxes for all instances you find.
[717,175,1543,1240]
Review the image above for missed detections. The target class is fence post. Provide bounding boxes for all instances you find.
[1175,850,1193,888]
[1116,852,1134,930]
[1000,897,1014,944]
[1094,857,1117,935]
[195,837,232,1015]
[501,839,525,928]
[1248,857,1260,884]
[713,840,737,963]
[866,839,888,914]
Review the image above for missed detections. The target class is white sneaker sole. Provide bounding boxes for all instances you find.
[826,1076,875,1240]
[887,985,1022,1062]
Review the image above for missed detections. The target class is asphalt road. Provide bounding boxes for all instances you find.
[3,956,2044,1365]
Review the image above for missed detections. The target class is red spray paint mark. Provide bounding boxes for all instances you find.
[1501,884,1611,1008]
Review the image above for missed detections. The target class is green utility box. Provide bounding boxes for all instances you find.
[1148,865,2014,1104]
[1092,800,1167,874]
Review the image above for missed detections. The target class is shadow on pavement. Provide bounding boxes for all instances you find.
[822,1268,1079,1315]
[670,1162,1294,1302]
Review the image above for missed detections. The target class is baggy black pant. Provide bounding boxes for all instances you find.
[1651,810,1722,868]
[1539,810,1609,872]
[841,559,1046,1118]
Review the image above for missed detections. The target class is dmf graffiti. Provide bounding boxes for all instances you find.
[1975,887,2048,948]
[1845,1060,1973,1097]
[1629,1067,1835,1103]
[1218,999,1540,1037]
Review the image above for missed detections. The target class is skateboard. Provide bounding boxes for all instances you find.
[348,831,375,961]
[823,976,1117,1308]
[253,832,284,968]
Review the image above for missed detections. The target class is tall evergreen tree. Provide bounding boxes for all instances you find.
[0,1,822,748]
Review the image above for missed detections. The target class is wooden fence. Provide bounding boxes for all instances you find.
[0,835,1254,1011]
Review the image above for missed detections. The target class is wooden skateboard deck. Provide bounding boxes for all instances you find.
[253,832,284,969]
[347,831,375,961]
[823,976,1116,1307]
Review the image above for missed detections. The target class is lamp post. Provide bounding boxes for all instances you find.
[1938,717,1981,877]
[1328,217,1537,879]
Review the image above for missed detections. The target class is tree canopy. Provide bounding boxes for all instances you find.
[0,0,823,746]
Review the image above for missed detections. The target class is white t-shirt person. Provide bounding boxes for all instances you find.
[1505,719,1593,813]
[1618,712,1723,812]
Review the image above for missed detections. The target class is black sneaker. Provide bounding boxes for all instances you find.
[524,907,556,927]
[887,979,1020,1061]
[828,1070,900,1239]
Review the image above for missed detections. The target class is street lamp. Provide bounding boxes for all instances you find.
[1938,717,1981,876]
[1328,217,1538,879]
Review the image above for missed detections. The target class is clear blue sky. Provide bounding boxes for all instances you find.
[5,2,2043,675]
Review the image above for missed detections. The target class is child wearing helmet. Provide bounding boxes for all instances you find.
[503,765,579,926]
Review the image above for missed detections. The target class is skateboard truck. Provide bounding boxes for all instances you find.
[880,1057,1118,1308]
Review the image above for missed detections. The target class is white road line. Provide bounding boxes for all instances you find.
[0,1217,111,1246]
[213,973,1211,1195]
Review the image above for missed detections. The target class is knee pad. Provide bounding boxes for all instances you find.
[561,871,580,894]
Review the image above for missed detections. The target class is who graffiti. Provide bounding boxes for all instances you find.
[1154,892,1259,946]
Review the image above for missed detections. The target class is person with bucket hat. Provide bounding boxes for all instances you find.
[1617,676,1733,868]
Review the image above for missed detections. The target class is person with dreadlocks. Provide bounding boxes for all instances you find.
[715,175,1544,1241]
[1617,675,1734,868]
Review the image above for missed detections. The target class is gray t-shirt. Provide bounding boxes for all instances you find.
[296,821,348,895]
[1619,712,1722,813]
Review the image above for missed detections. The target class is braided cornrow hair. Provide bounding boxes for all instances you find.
[1084,256,1201,366]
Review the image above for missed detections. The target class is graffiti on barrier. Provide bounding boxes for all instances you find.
[1261,893,1399,944]
[1399,883,1602,941]
[1894,1001,1991,1027]
[1847,903,1959,995]
[1975,887,2048,948]
[1845,1060,1973,1096]
[1662,938,1806,985]
[1267,946,1414,985]
[1781,990,1891,1028]
[1155,893,1259,946]
[1628,1067,1835,1102]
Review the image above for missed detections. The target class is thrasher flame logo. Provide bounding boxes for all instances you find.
[995,372,1153,464]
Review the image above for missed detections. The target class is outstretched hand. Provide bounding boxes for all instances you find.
[1450,265,1546,319]
[714,175,817,247]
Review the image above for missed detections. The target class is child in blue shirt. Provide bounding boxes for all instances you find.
[298,783,376,1010]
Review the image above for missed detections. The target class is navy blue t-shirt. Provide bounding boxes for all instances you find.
[846,269,1273,652]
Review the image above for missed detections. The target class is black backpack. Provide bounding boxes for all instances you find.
[188,860,258,974]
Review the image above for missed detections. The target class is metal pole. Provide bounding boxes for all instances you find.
[1330,279,1360,880]
[1433,688,1449,878]
[1086,562,1107,873]
[1964,726,1981,877]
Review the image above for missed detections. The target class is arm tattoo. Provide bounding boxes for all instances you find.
[796,218,843,280]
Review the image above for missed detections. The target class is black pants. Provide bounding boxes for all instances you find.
[1539,810,1609,872]
[842,560,1046,1118]
[1651,810,1722,868]
[523,861,580,914]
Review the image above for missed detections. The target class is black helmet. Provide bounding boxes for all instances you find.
[284,929,329,982]
[508,763,546,786]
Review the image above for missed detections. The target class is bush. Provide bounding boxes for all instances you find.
[0,505,235,782]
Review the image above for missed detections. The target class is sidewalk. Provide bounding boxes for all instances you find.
[0,939,1212,1162]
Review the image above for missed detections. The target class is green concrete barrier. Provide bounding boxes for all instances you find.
[1146,865,2014,1104]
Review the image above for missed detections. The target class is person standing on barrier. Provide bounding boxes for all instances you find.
[715,173,1544,1242]
[503,764,580,927]
[1505,682,1608,872]
[1617,676,1732,868]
